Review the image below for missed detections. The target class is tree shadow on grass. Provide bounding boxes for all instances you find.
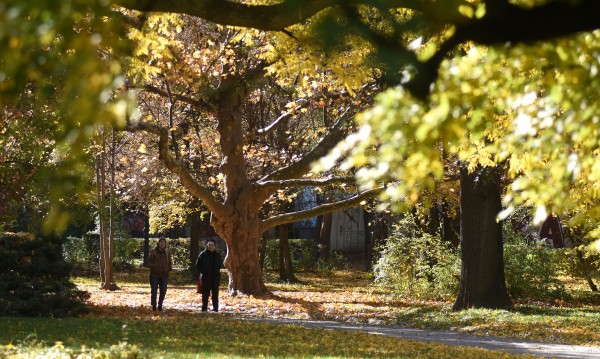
[51,304,407,358]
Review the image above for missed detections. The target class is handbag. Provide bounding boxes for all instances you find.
[196,274,202,293]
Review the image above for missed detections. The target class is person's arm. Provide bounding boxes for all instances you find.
[145,251,156,269]
[195,253,203,274]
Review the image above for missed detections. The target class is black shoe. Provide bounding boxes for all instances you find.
[201,308,207,312]
[213,309,218,312]
[152,306,157,311]
[158,305,163,311]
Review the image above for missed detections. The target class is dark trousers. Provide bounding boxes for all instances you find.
[201,285,219,312]
[150,275,168,309]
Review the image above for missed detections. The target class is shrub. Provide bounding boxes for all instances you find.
[162,238,190,269]
[0,232,89,317]
[64,234,141,273]
[373,216,460,300]
[262,238,320,272]
[502,221,569,299]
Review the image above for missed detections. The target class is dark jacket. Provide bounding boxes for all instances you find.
[195,249,222,289]
[146,247,172,277]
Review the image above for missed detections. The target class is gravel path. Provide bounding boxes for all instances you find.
[241,317,600,358]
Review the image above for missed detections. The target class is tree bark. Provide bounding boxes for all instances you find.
[453,166,512,310]
[211,212,267,296]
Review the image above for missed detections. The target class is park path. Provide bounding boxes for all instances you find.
[237,317,600,359]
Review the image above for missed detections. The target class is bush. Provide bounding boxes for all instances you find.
[373,216,460,300]
[0,232,89,317]
[504,243,569,298]
[262,238,320,272]
[163,238,191,269]
[502,221,569,299]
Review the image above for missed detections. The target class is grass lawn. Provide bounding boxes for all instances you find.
[1,268,598,358]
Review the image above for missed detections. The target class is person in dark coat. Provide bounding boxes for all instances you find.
[145,237,172,311]
[195,239,222,312]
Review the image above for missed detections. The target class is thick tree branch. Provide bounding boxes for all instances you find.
[259,187,383,232]
[133,84,214,111]
[460,1,600,45]
[257,176,355,191]
[116,0,600,101]
[124,120,228,216]
[114,0,427,31]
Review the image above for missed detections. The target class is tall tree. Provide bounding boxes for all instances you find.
[119,16,381,295]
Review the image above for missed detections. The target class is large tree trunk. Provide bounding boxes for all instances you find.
[453,166,512,310]
[223,233,266,296]
[212,213,267,296]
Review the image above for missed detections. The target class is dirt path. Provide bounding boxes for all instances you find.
[239,317,600,359]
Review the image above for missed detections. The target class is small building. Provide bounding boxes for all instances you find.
[330,207,366,252]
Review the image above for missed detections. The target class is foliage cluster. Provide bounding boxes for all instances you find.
[323,30,600,252]
[0,232,88,317]
[0,339,146,359]
[502,221,570,298]
[0,1,133,232]
[373,215,460,300]
[373,214,588,300]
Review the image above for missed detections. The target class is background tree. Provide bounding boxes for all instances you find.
[0,0,131,232]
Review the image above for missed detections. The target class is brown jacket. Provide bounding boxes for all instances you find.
[146,247,172,277]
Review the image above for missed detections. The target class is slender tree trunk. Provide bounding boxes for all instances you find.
[96,154,107,286]
[259,231,268,272]
[453,166,512,310]
[363,208,373,271]
[99,129,119,291]
[143,206,150,263]
[319,212,332,260]
[576,248,598,292]
[189,211,201,280]
[278,223,296,282]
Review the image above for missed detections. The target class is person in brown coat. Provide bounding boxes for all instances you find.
[145,238,172,311]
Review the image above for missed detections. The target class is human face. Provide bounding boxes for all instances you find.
[207,241,216,252]
[158,240,166,250]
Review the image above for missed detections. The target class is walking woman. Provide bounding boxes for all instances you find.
[145,237,172,311]
[195,239,222,312]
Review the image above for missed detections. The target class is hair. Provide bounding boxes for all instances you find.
[206,239,216,245]
[157,237,167,244]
